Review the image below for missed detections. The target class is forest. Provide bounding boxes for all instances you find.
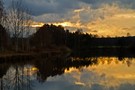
[1,23,135,52]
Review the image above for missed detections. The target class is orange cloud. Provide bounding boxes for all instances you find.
[30,21,44,28]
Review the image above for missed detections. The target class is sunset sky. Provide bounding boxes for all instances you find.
[4,0,135,37]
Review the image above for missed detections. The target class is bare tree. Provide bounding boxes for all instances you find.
[0,0,4,21]
[0,0,4,51]
[6,0,32,51]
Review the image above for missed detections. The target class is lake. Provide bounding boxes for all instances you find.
[0,54,135,90]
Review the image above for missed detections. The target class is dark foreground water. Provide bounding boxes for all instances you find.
[0,54,135,90]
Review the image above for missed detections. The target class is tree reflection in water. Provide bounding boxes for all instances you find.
[0,64,35,90]
[31,56,135,82]
[0,56,135,90]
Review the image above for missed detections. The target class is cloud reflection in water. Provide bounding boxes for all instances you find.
[34,57,135,90]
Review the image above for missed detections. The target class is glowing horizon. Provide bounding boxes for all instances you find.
[4,0,135,37]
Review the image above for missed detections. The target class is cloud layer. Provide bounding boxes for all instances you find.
[4,0,135,36]
[5,0,135,16]
[78,0,135,9]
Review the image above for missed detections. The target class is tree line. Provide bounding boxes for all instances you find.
[31,24,135,51]
[1,22,135,52]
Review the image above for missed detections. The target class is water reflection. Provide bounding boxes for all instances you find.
[63,57,135,90]
[0,64,37,90]
[0,56,135,90]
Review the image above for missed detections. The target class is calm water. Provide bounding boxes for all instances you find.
[0,56,135,90]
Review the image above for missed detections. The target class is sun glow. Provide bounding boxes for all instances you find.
[52,21,74,27]
[30,21,44,28]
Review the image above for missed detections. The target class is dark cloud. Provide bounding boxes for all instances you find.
[91,84,105,90]
[4,0,81,16]
[78,0,115,4]
[4,0,135,16]
[78,0,135,9]
[118,83,135,90]
[79,0,113,8]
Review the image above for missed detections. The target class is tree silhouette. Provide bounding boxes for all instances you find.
[5,0,32,51]
[0,0,4,23]
[0,24,9,51]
